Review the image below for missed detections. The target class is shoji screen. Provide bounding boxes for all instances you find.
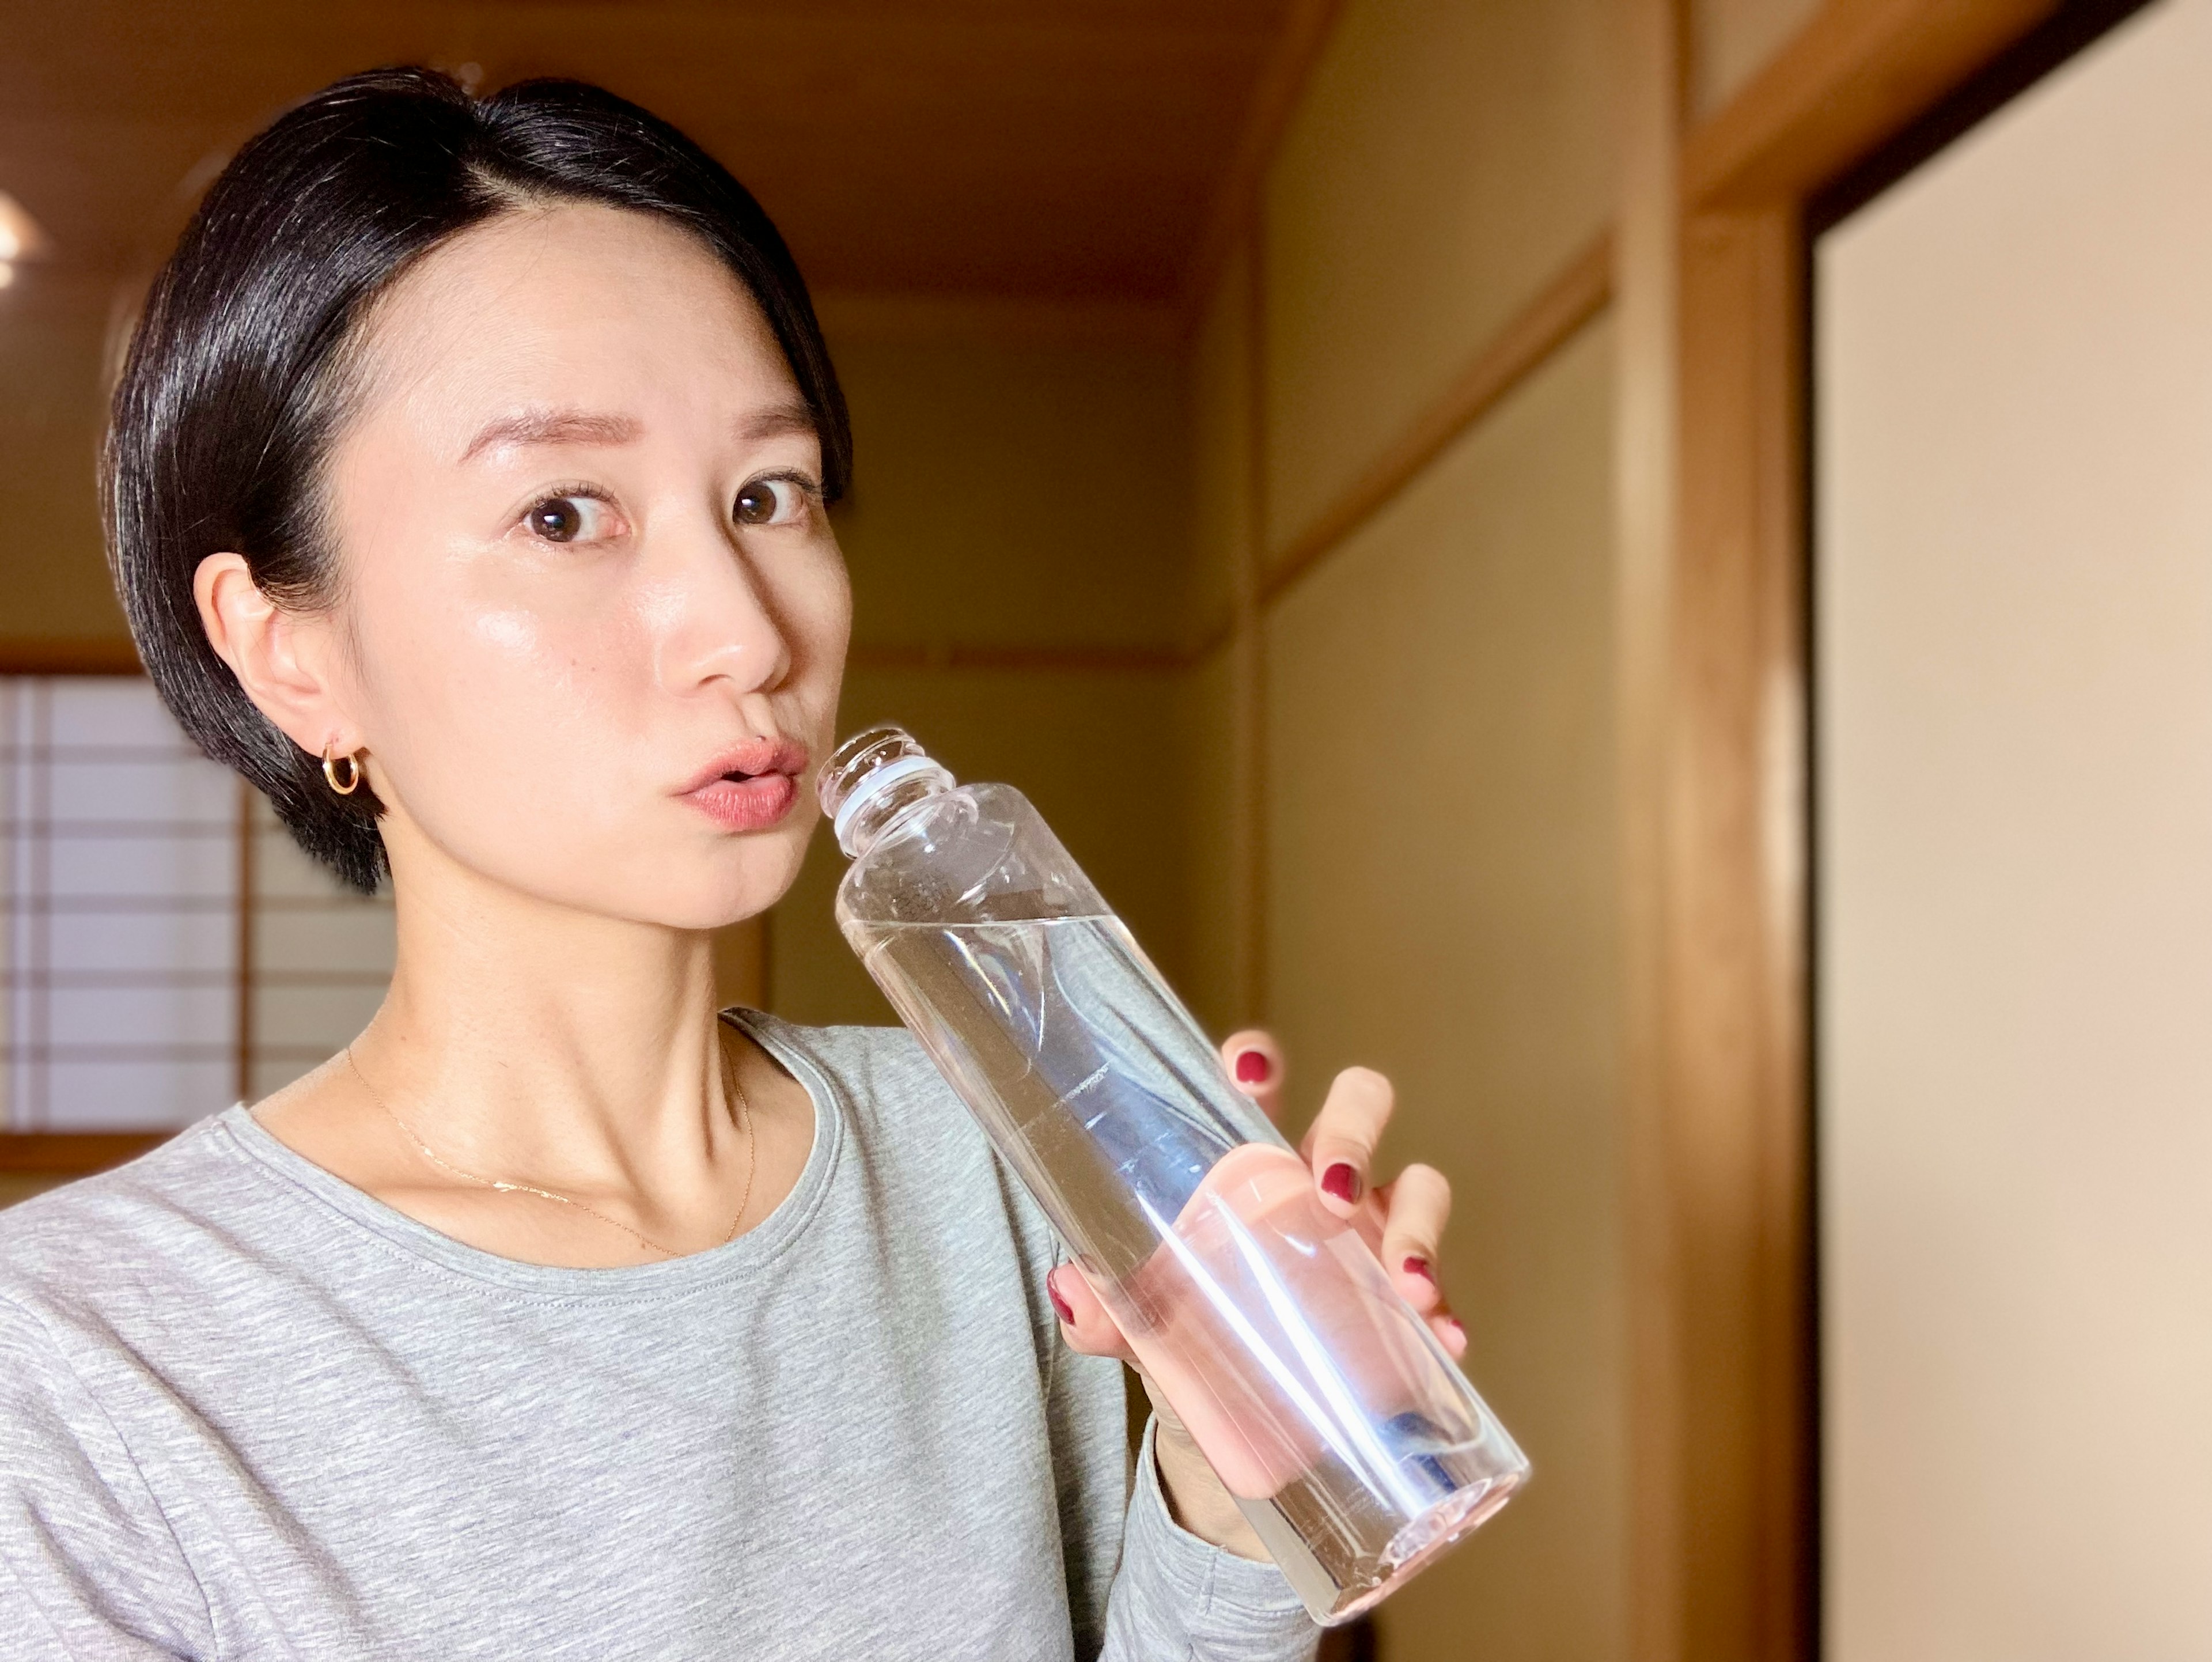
[0,675,395,1130]
[1815,1,2212,1655]
[0,676,237,1127]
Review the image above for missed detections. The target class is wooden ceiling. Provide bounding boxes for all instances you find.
[0,0,1304,305]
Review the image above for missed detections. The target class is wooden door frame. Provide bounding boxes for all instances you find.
[1624,1,2153,1657]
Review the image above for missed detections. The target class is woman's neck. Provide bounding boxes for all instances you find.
[252,835,815,1267]
[366,868,729,1184]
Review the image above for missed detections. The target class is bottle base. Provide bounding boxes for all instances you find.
[1243,1467,1525,1628]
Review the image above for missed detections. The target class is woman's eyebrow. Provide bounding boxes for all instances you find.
[738,401,818,445]
[460,408,643,461]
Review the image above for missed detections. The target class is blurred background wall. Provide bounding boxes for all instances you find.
[1817,1,2212,1652]
[0,1,2063,1659]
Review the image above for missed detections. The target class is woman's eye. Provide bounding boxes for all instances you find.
[525,494,619,544]
[734,476,809,528]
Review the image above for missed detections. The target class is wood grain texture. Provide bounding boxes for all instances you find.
[1669,203,1811,1662]
[1614,3,1688,1659]
[1683,0,2061,207]
[2,0,1304,304]
[0,638,142,675]
[0,1133,170,1174]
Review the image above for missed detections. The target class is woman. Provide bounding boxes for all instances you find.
[0,71,1467,1660]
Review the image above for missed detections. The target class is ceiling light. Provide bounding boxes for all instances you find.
[0,192,53,274]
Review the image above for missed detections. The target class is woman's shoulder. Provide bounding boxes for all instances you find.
[736,1012,1059,1257]
[0,1114,265,1320]
[734,1011,970,1149]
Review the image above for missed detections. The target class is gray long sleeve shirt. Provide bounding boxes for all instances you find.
[0,1014,1316,1661]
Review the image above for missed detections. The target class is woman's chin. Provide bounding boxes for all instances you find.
[386,817,810,937]
[647,823,812,932]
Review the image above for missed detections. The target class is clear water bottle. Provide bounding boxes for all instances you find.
[820,726,1529,1625]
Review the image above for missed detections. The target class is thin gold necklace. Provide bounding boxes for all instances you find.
[346,1039,756,1260]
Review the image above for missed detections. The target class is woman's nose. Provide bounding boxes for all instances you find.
[653,516,793,696]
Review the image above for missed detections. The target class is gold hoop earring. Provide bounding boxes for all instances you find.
[322,743,363,796]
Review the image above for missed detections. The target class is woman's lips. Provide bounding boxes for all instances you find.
[685,770,800,833]
[678,737,809,834]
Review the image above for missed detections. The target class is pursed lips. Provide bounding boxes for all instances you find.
[677,736,810,796]
[677,737,809,832]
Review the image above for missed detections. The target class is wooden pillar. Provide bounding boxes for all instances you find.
[1669,203,1812,1662]
[1615,0,1688,1655]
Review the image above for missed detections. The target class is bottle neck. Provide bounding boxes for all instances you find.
[817,725,961,857]
[833,755,955,857]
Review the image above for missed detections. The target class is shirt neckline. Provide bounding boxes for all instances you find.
[210,1008,843,1303]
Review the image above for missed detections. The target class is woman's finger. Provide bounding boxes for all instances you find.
[1373,1166,1469,1357]
[1377,1162,1452,1313]
[1302,1066,1395,1219]
[1218,1028,1285,1124]
[1046,1262,1135,1366]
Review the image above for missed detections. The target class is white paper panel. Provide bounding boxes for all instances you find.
[1816,3,2212,1653]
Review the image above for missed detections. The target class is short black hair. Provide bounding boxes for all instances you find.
[105,68,851,894]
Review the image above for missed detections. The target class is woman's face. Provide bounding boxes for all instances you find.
[313,203,849,928]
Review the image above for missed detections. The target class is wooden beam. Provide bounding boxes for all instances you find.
[1615,4,1687,1661]
[0,1132,169,1175]
[1260,232,1614,606]
[0,638,141,675]
[9,633,1184,683]
[1683,0,2061,210]
[843,641,1186,674]
[813,291,1180,350]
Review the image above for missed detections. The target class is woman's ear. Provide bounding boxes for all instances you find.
[194,552,358,755]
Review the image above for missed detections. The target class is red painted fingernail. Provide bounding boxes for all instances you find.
[1403,1256,1434,1283]
[1234,1049,1271,1084]
[1321,1163,1360,1203]
[1047,1271,1075,1326]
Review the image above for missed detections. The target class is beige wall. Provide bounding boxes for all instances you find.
[1267,321,1624,1660]
[1180,253,1251,656]
[0,274,129,645]
[821,322,1191,657]
[1172,248,1257,1041]
[1169,643,1247,1042]
[1818,1,2212,1653]
[1262,0,1613,556]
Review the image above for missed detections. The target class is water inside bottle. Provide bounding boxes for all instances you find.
[848,912,1521,1615]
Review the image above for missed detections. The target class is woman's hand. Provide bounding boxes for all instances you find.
[1044,1031,1467,1559]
